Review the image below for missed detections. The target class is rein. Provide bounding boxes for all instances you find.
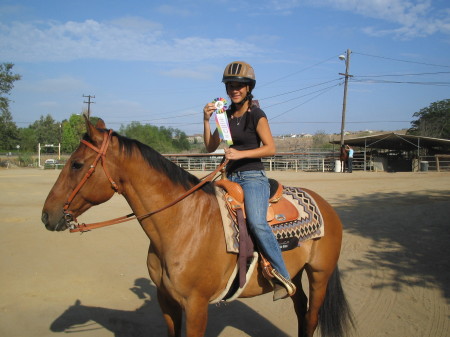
[67,130,228,233]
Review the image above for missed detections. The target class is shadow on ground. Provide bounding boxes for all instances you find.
[50,278,290,337]
[335,189,450,301]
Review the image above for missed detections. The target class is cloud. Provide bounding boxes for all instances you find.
[0,17,257,63]
[16,76,86,93]
[309,0,450,39]
[156,5,192,17]
[266,0,450,38]
[160,64,221,80]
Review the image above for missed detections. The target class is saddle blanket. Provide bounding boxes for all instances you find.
[216,186,324,253]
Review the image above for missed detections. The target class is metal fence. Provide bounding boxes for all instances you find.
[165,152,339,172]
[165,152,450,172]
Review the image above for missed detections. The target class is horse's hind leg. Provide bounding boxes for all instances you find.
[290,270,309,337]
[303,265,333,337]
[157,290,182,337]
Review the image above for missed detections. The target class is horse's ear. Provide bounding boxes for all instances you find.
[95,118,106,129]
[84,115,103,143]
[75,299,81,306]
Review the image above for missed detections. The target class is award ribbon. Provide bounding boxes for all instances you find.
[213,97,233,145]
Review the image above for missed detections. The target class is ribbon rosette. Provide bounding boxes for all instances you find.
[212,97,232,145]
[213,97,228,114]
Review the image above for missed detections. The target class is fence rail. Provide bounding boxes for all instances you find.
[2,151,448,172]
[165,152,339,172]
[165,152,449,172]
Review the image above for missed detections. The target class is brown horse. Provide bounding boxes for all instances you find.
[42,118,353,337]
[340,145,348,173]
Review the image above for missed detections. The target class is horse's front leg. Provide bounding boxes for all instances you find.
[157,289,183,337]
[185,297,209,337]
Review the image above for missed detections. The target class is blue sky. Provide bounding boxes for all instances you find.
[1,0,449,136]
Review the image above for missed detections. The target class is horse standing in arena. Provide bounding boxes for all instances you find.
[41,118,353,337]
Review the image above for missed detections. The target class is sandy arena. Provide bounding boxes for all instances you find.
[0,168,449,337]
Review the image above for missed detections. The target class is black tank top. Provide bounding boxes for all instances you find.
[226,106,267,174]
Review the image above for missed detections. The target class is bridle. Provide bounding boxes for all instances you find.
[64,129,227,233]
[63,129,117,224]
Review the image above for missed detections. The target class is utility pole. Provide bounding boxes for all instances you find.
[83,94,95,119]
[339,49,352,146]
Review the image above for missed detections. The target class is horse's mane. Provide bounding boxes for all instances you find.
[83,131,215,195]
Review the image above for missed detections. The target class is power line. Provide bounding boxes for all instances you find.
[263,83,341,110]
[269,85,338,120]
[352,51,450,68]
[258,54,340,88]
[351,78,450,86]
[259,78,341,101]
[354,71,450,78]
[130,79,343,124]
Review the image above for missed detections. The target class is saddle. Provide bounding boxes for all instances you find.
[214,178,299,226]
[214,178,300,289]
[214,178,324,291]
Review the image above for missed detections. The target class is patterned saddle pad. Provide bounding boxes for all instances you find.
[216,186,325,253]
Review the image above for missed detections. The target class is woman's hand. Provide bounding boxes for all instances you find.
[225,148,243,160]
[203,102,221,153]
[203,103,216,122]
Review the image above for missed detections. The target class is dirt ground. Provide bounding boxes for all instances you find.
[0,168,449,337]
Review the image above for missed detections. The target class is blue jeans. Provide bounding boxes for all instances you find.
[347,157,353,172]
[228,170,290,280]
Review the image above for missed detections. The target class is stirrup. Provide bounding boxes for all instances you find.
[271,269,296,296]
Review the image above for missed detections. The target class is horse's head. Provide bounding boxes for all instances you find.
[50,300,89,332]
[42,117,120,231]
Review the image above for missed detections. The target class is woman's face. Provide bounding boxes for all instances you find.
[226,81,249,104]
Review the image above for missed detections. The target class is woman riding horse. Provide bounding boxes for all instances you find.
[41,117,353,337]
[202,61,294,301]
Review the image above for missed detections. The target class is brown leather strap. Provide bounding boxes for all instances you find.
[237,208,254,288]
[64,130,117,215]
[70,157,229,232]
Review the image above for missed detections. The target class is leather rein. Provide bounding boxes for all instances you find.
[66,129,228,233]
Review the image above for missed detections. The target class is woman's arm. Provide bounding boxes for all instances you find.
[203,103,221,153]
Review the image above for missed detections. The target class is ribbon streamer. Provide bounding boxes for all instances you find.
[213,97,233,145]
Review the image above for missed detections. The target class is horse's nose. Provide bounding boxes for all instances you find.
[41,212,49,226]
[41,212,56,231]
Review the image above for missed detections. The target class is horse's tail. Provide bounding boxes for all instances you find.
[318,266,355,337]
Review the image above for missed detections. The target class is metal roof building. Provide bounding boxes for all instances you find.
[330,133,450,172]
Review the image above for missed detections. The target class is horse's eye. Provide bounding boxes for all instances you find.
[71,161,84,170]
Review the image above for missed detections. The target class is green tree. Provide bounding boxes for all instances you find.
[119,122,190,153]
[0,109,19,151]
[0,63,21,150]
[30,114,61,147]
[408,99,450,139]
[171,129,190,151]
[18,127,37,152]
[61,114,86,152]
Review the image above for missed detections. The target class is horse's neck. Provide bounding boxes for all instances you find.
[118,158,212,247]
[72,305,129,331]
[120,161,183,216]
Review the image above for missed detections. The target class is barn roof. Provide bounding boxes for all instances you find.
[330,133,450,152]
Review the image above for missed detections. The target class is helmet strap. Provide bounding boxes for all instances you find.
[236,93,250,106]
